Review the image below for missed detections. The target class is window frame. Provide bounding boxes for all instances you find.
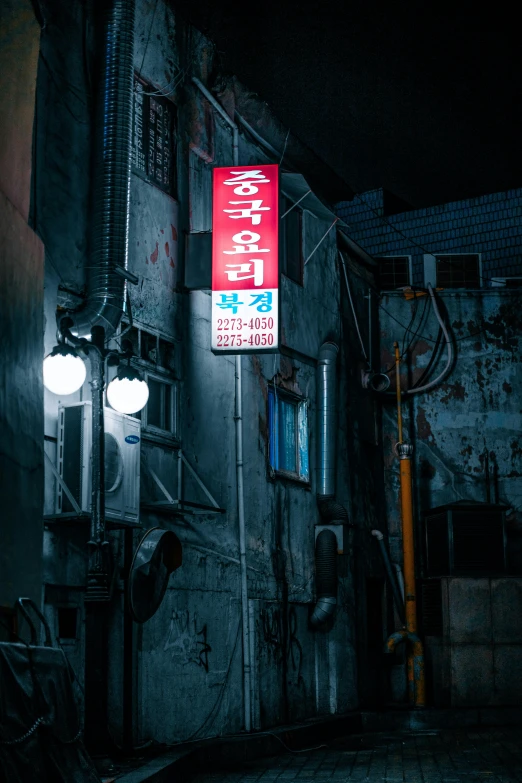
[115,321,180,445]
[376,255,412,290]
[267,385,310,484]
[423,253,483,289]
[139,371,179,440]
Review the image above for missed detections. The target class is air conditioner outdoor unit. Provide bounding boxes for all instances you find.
[56,402,141,524]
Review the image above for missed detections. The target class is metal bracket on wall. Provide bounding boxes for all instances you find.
[141,451,225,515]
[44,450,82,516]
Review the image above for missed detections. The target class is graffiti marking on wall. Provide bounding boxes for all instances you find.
[259,604,304,688]
[164,609,212,672]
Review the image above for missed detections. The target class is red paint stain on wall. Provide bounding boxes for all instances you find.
[171,224,178,241]
[165,242,170,257]
[150,242,159,264]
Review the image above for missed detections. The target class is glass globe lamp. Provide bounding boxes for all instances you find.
[43,344,87,395]
[106,365,149,415]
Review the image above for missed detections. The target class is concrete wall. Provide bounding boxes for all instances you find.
[426,577,522,707]
[34,0,376,746]
[0,2,44,621]
[378,290,522,568]
[336,187,522,286]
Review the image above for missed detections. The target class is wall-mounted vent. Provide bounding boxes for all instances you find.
[425,502,507,577]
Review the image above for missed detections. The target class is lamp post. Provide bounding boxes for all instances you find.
[45,317,148,600]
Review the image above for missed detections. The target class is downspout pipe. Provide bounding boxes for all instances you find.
[311,342,349,627]
[371,530,405,627]
[316,342,349,523]
[192,77,251,733]
[65,0,135,340]
[311,529,338,626]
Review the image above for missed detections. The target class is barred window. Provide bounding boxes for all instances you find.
[377,256,411,289]
[436,254,481,288]
[118,321,179,441]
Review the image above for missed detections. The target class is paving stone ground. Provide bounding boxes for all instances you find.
[188,729,522,783]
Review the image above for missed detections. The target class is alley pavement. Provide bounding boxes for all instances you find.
[187,728,522,782]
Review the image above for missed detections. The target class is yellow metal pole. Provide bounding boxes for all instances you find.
[394,342,403,444]
[393,342,425,707]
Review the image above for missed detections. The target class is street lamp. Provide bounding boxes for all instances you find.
[43,343,87,395]
[106,364,149,415]
[43,320,149,416]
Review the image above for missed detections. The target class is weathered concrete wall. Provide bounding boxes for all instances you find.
[0,1,44,621]
[379,290,522,567]
[36,0,370,745]
[0,1,40,221]
[0,192,44,616]
[426,577,522,707]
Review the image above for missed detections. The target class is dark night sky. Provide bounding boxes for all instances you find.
[174,1,521,208]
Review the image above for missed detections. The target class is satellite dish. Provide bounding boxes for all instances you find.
[128,527,182,623]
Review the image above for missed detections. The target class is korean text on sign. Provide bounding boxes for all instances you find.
[211,165,279,353]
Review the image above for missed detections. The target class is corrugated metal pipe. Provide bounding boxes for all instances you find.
[311,342,349,626]
[310,529,338,626]
[66,0,135,340]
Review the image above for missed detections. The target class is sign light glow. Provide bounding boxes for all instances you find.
[211,164,279,353]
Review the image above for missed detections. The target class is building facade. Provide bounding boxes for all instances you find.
[30,0,387,748]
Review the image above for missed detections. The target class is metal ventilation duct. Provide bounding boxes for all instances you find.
[66,0,135,340]
[316,342,348,523]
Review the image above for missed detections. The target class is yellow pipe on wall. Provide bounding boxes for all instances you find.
[392,342,425,707]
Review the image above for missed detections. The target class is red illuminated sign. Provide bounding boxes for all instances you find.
[211,164,279,353]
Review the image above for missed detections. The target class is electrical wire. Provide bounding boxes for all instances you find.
[382,292,429,374]
[388,283,453,397]
[412,325,443,389]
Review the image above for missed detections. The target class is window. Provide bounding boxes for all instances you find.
[118,322,179,441]
[280,197,303,285]
[435,254,481,288]
[377,256,411,289]
[268,386,309,482]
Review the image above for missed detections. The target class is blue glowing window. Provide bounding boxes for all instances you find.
[268,387,309,482]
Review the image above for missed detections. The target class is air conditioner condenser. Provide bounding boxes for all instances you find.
[56,402,141,524]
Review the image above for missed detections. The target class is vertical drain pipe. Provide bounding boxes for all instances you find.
[192,77,251,732]
[311,342,349,627]
[392,341,425,707]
